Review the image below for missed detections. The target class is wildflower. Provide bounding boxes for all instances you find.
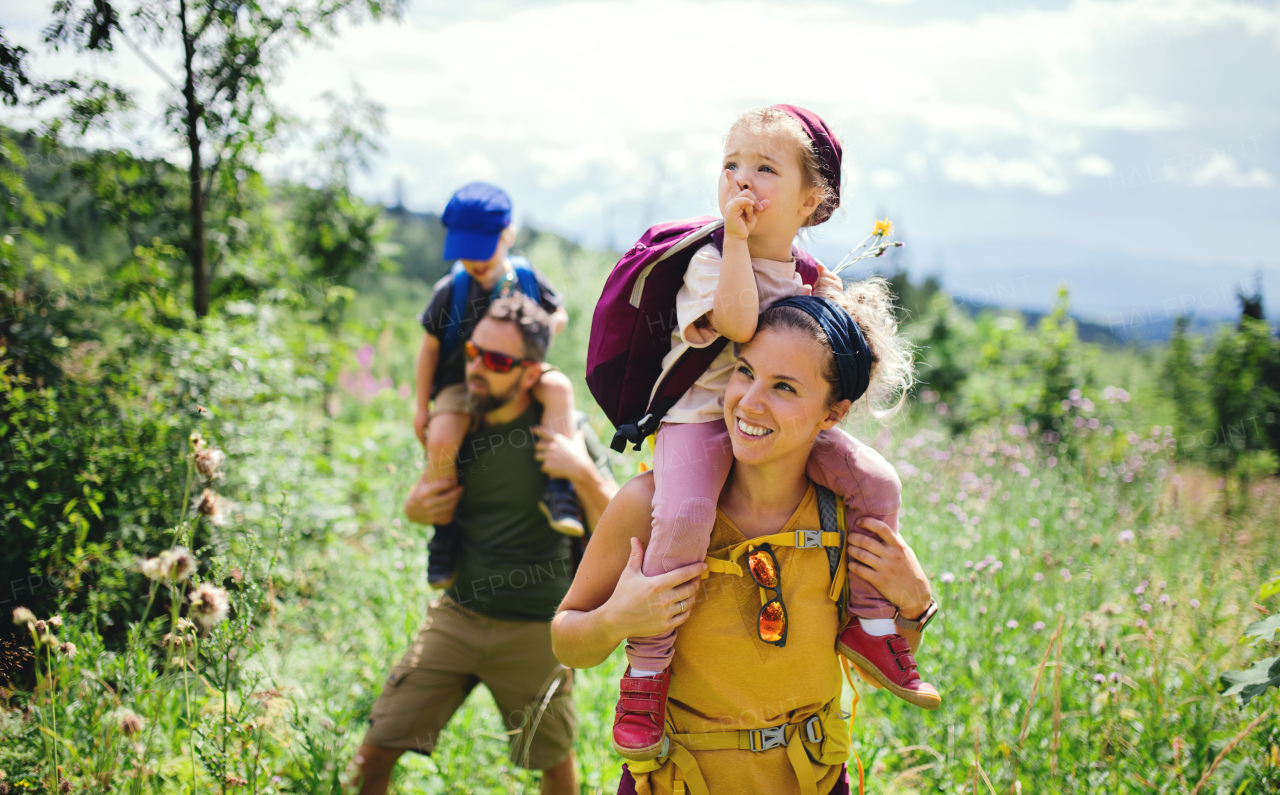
[1189,599,1200,609]
[190,430,206,450]
[873,218,893,237]
[1109,672,1121,683]
[192,489,228,526]
[118,710,145,736]
[194,446,226,480]
[1093,673,1105,684]
[1006,619,1018,629]
[1028,518,1040,528]
[33,620,48,635]
[1118,530,1134,543]
[978,606,987,615]
[59,642,76,658]
[1033,621,1046,632]
[188,583,230,629]
[1159,594,1170,604]
[141,547,198,583]
[1033,573,1044,582]
[1140,603,1152,613]
[1060,568,1072,583]
[1100,603,1122,615]
[47,615,63,629]
[1134,584,1145,595]
[12,607,35,627]
[940,572,955,583]
[225,775,248,787]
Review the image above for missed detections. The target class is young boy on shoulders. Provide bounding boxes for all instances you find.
[411,182,581,588]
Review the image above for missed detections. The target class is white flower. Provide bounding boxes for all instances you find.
[141,547,198,583]
[188,583,230,629]
[192,489,229,527]
[194,446,226,480]
[118,710,145,736]
[12,607,35,627]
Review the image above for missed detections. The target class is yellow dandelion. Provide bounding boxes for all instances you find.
[873,218,893,237]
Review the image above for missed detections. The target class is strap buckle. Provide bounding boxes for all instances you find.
[804,715,824,744]
[748,724,788,752]
[795,529,823,549]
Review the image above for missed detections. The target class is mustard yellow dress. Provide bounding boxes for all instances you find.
[630,484,852,795]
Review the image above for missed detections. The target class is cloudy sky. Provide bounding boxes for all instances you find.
[6,0,1279,327]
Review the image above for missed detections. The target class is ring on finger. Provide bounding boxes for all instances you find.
[678,600,685,614]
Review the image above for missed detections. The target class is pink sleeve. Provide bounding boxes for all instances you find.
[674,244,722,348]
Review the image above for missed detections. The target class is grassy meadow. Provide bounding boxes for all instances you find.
[5,219,1279,795]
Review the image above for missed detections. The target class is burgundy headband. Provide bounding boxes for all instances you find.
[773,104,842,224]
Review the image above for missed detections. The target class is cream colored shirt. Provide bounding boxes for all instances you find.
[657,242,807,425]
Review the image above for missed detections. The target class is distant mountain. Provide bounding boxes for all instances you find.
[814,236,1269,343]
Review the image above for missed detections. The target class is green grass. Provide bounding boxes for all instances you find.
[4,240,1279,793]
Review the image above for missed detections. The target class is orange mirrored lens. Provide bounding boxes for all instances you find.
[759,600,786,642]
[749,551,779,588]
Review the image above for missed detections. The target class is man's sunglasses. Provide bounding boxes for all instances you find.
[464,340,538,374]
[747,544,788,647]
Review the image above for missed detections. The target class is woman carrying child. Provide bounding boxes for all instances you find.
[583,105,941,762]
[552,283,937,794]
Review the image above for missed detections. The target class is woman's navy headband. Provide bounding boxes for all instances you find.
[769,295,872,403]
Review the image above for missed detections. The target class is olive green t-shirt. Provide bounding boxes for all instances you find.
[445,404,612,622]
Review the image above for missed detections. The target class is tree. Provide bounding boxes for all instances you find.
[42,0,404,317]
[1161,314,1211,459]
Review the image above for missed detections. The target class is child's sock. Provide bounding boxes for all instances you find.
[630,668,661,678]
[858,617,897,637]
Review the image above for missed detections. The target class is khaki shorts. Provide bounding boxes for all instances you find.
[362,596,576,770]
[429,383,470,421]
[430,365,563,422]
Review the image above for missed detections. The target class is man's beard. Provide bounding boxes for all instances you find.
[465,375,524,414]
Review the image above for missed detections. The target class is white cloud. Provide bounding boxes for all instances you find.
[1188,152,1275,189]
[1074,154,1114,178]
[6,0,1279,259]
[941,153,1069,195]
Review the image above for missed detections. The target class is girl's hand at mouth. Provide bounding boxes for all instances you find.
[723,168,769,240]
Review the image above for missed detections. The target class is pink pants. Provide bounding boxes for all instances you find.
[625,420,902,672]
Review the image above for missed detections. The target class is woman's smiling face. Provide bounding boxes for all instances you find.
[724,326,844,466]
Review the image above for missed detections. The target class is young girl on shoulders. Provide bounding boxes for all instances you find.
[610,105,940,761]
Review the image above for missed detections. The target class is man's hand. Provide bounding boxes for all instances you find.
[722,169,768,240]
[812,264,843,301]
[533,426,594,481]
[404,477,463,526]
[413,408,430,448]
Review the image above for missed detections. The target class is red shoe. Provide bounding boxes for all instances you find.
[611,668,670,761]
[837,623,942,710]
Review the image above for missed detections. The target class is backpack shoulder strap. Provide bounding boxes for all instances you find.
[815,485,848,609]
[508,255,542,304]
[444,262,471,354]
[815,485,842,581]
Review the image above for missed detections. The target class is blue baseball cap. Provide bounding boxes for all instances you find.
[441,182,512,261]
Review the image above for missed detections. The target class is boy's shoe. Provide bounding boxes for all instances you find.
[837,623,941,710]
[540,478,584,537]
[612,668,670,761]
[426,521,460,590]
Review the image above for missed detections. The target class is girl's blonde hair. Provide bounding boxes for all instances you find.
[757,276,915,420]
[727,107,839,227]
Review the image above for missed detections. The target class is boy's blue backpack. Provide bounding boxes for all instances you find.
[442,255,541,354]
